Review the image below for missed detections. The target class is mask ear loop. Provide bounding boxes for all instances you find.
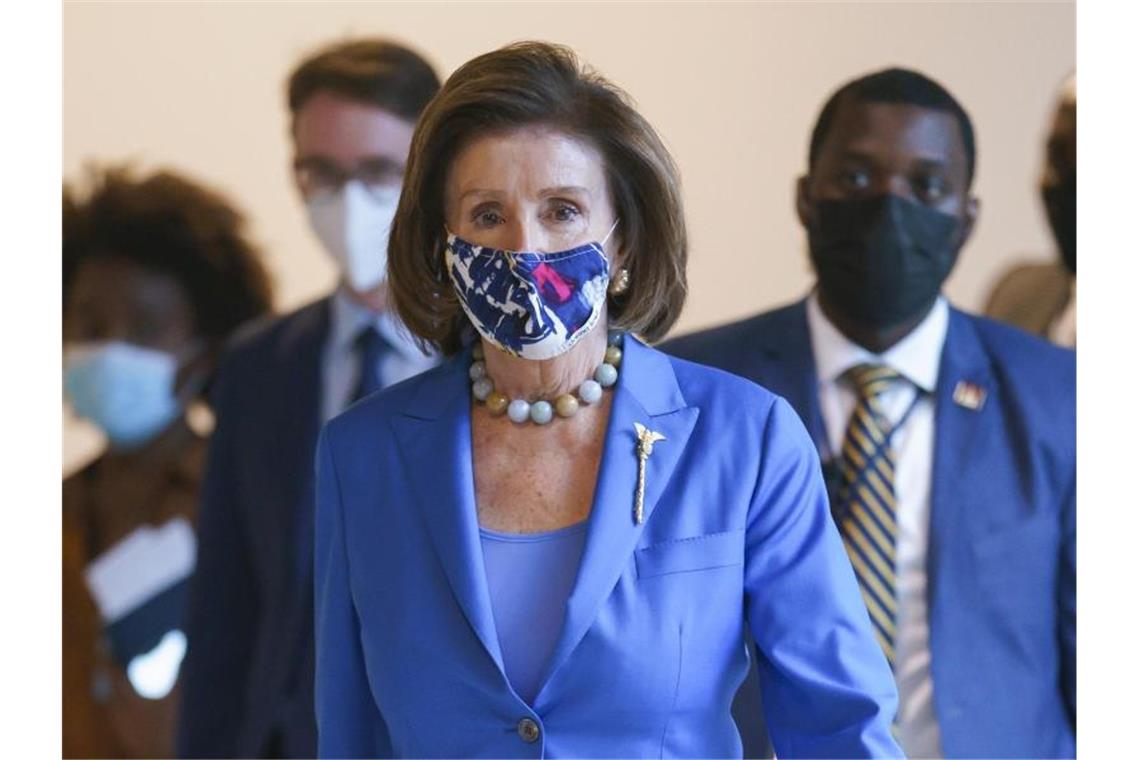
[600,218,621,250]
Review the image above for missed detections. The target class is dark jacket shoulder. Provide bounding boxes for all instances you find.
[218,297,331,376]
[660,301,804,373]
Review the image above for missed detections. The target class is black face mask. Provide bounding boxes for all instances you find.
[1042,174,1076,274]
[807,194,961,331]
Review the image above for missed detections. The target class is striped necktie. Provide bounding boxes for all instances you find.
[837,362,902,669]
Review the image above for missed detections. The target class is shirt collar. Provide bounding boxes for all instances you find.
[329,285,425,360]
[805,290,948,393]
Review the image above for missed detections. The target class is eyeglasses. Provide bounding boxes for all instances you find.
[293,156,404,200]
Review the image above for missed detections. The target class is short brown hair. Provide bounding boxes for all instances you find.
[388,41,688,355]
[287,39,440,122]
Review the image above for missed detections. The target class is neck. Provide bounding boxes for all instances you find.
[819,294,934,354]
[343,280,390,313]
[482,322,608,401]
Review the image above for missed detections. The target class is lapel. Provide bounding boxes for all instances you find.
[390,337,700,697]
[928,309,997,595]
[391,352,506,672]
[534,337,698,706]
[274,299,331,583]
[752,299,827,449]
[269,300,330,668]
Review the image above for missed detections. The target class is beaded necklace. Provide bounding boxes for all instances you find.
[471,332,623,425]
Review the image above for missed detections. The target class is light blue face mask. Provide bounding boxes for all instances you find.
[64,341,185,449]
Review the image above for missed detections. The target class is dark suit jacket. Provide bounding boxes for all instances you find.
[178,297,331,758]
[662,299,1076,759]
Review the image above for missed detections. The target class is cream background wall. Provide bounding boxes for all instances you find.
[63,0,1074,472]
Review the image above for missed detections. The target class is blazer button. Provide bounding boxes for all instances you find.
[517,717,540,743]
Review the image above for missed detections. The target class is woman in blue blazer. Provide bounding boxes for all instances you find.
[314,41,901,759]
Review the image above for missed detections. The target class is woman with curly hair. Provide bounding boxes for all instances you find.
[62,165,273,758]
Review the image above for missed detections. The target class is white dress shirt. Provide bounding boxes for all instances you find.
[321,287,440,423]
[806,292,949,759]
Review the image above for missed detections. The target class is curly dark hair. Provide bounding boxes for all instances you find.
[63,165,274,342]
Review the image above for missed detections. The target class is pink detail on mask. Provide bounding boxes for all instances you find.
[531,263,574,303]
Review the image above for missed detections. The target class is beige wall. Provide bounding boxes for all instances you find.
[63,0,1073,471]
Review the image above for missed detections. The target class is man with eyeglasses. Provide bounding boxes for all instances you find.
[177,39,441,758]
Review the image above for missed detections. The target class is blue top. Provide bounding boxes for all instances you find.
[479,521,588,705]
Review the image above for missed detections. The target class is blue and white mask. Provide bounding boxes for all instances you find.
[64,341,185,449]
[444,223,617,360]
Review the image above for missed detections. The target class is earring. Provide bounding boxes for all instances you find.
[609,268,631,295]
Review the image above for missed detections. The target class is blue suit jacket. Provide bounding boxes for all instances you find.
[314,336,902,759]
[662,299,1076,758]
[178,298,331,758]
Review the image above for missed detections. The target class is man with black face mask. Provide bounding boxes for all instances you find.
[986,75,1076,346]
[664,68,1075,759]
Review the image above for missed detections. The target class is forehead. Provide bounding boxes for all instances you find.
[292,90,415,163]
[815,99,968,177]
[68,255,192,316]
[447,127,608,197]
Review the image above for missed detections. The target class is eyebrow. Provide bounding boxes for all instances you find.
[459,185,593,203]
[294,155,404,171]
[910,157,951,173]
[836,149,951,172]
[835,149,880,164]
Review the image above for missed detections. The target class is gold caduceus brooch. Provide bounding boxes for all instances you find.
[633,422,667,525]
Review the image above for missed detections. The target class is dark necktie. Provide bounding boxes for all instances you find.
[352,326,391,403]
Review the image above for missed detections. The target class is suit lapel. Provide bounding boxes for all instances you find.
[754,300,828,449]
[534,338,699,706]
[390,339,699,696]
[272,300,330,680]
[277,299,331,584]
[928,309,997,600]
[391,354,505,672]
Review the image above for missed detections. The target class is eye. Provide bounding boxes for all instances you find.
[840,168,872,192]
[294,159,345,198]
[71,319,102,343]
[132,321,165,345]
[914,174,948,203]
[548,202,582,223]
[470,206,505,228]
[73,309,110,342]
[357,160,403,189]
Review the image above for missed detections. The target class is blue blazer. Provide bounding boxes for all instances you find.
[179,298,331,758]
[314,335,902,759]
[662,299,1076,758]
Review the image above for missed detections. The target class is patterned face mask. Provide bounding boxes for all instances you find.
[444,221,618,360]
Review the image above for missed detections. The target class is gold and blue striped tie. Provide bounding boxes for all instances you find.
[837,363,902,669]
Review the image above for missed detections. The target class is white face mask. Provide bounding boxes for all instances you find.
[305,180,400,293]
